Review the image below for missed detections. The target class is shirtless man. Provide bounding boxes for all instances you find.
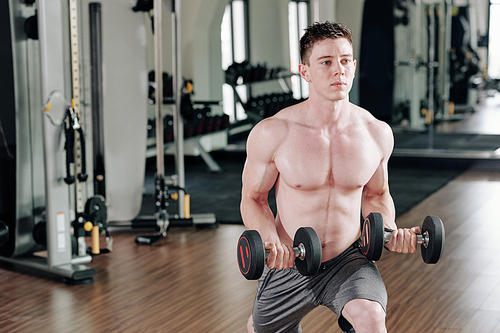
[240,21,420,333]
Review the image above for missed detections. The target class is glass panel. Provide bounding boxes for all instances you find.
[221,4,232,71]
[298,1,309,98]
[288,2,301,100]
[488,4,500,78]
[221,1,248,121]
[289,1,309,99]
[232,0,246,63]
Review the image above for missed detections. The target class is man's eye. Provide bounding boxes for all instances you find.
[322,61,331,65]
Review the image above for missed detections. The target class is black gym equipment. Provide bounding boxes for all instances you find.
[0,222,9,248]
[63,107,88,184]
[450,6,478,106]
[89,2,106,199]
[83,195,110,254]
[24,14,38,40]
[225,61,285,86]
[359,0,396,124]
[237,227,322,280]
[132,0,153,12]
[361,212,445,264]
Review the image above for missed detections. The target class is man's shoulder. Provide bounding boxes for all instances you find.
[351,104,394,153]
[247,114,290,152]
[251,103,304,134]
[352,104,392,134]
[251,114,289,136]
[246,104,307,156]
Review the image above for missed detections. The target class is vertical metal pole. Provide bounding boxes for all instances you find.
[89,3,106,197]
[443,0,453,117]
[153,0,170,235]
[412,0,423,128]
[37,0,72,267]
[69,0,88,257]
[428,4,435,149]
[407,0,413,109]
[172,0,185,218]
[438,0,452,119]
[154,0,164,177]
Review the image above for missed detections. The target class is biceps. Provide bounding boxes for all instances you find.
[363,162,389,199]
[241,159,278,201]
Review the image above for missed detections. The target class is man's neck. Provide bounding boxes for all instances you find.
[303,95,351,129]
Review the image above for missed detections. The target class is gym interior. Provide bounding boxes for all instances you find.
[1,0,500,331]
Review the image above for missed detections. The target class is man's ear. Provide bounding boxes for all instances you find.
[299,63,311,82]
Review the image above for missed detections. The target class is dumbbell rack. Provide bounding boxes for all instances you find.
[225,66,303,128]
[145,97,228,173]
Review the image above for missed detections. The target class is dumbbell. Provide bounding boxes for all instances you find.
[237,227,322,280]
[361,212,445,264]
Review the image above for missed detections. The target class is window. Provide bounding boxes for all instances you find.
[489,0,500,78]
[288,0,309,99]
[221,0,248,122]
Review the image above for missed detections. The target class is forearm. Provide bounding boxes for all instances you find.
[362,192,397,230]
[364,192,420,253]
[240,197,280,243]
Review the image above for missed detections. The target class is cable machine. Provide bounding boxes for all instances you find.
[0,0,98,284]
[112,0,217,245]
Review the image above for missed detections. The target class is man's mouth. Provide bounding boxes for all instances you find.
[331,81,346,87]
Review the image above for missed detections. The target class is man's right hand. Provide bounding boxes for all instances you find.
[264,242,296,270]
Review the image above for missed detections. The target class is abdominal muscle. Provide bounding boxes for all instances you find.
[274,181,363,262]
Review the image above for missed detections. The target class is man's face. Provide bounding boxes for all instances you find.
[299,37,356,102]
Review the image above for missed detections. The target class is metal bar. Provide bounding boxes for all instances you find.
[69,0,80,115]
[427,3,436,148]
[154,0,164,177]
[392,148,500,160]
[37,0,73,268]
[69,0,87,257]
[108,213,216,228]
[0,255,95,280]
[442,0,453,116]
[172,0,185,218]
[89,2,106,197]
[192,138,222,172]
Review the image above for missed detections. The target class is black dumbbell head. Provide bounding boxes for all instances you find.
[293,227,322,276]
[237,230,265,280]
[421,216,445,264]
[361,212,385,261]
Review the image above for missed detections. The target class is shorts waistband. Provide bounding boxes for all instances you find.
[319,239,361,270]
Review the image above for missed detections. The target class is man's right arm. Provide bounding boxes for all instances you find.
[240,118,295,270]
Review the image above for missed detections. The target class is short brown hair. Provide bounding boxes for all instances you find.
[299,21,352,65]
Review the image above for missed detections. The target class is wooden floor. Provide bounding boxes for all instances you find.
[436,93,500,135]
[0,162,500,332]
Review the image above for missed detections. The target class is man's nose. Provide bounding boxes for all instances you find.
[333,61,345,76]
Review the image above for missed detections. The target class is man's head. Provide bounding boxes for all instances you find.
[300,21,352,66]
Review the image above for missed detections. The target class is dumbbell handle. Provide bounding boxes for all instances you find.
[383,229,429,248]
[264,243,306,261]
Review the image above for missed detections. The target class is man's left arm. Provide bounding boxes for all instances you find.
[361,122,419,254]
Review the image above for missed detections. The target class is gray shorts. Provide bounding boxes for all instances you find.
[251,240,387,333]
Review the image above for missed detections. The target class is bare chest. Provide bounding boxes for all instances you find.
[274,129,381,190]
